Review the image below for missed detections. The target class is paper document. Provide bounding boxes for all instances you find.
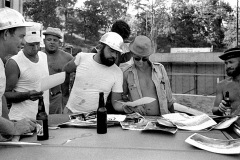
[41,72,66,91]
[214,116,239,130]
[119,97,156,107]
[162,113,217,131]
[185,133,240,154]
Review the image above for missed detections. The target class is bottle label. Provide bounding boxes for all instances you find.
[37,120,44,136]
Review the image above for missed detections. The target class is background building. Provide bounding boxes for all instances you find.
[0,0,25,13]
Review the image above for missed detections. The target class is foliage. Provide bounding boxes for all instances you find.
[23,0,236,51]
[23,0,62,28]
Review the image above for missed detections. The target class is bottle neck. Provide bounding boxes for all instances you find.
[38,98,46,112]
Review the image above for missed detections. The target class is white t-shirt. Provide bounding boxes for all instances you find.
[8,50,49,120]
[66,52,123,113]
[0,59,6,116]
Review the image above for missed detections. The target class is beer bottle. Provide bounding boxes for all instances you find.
[224,91,231,116]
[97,92,107,134]
[36,96,49,140]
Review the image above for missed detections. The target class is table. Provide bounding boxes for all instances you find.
[0,114,239,160]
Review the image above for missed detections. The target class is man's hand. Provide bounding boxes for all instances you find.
[123,105,147,115]
[218,100,229,114]
[28,90,43,101]
[13,118,36,135]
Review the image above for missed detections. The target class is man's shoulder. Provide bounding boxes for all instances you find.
[59,49,73,59]
[122,64,133,73]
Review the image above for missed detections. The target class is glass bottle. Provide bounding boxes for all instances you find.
[97,92,107,134]
[36,96,49,140]
[224,91,231,116]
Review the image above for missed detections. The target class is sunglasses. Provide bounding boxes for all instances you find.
[134,57,149,62]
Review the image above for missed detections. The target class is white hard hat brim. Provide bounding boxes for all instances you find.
[0,22,32,30]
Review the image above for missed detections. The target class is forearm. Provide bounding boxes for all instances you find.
[168,102,175,113]
[4,91,30,103]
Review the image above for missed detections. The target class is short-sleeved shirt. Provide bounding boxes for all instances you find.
[123,62,174,115]
[0,59,6,116]
[66,53,123,113]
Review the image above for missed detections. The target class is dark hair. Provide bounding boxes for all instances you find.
[111,20,131,40]
[7,27,17,35]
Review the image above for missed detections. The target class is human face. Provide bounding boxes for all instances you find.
[132,52,149,67]
[225,57,240,77]
[100,45,120,66]
[44,35,60,54]
[3,27,26,59]
[23,42,40,57]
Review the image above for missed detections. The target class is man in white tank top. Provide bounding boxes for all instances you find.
[5,22,49,120]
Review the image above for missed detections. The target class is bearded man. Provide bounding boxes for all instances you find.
[63,32,124,113]
[212,47,240,116]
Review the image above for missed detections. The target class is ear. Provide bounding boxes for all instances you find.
[3,29,9,40]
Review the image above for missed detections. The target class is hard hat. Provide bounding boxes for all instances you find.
[0,7,31,31]
[99,32,123,53]
[24,22,42,43]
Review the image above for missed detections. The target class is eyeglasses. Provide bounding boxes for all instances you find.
[134,57,148,62]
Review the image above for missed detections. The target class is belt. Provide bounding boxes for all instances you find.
[50,91,62,96]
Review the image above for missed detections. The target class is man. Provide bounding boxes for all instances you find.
[63,32,124,113]
[43,27,73,114]
[91,20,132,114]
[0,7,36,140]
[212,47,240,116]
[5,22,49,120]
[117,35,203,116]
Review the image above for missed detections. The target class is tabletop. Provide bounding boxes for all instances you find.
[0,114,239,160]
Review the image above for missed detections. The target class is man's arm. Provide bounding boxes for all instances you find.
[0,117,36,136]
[2,95,9,119]
[212,83,225,115]
[61,53,74,106]
[62,57,77,73]
[111,92,125,113]
[4,59,43,103]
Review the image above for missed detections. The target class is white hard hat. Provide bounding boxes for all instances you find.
[24,22,42,43]
[99,32,123,53]
[0,7,31,31]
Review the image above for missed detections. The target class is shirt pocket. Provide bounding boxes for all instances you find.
[128,83,137,91]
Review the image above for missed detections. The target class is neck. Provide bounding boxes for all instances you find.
[135,61,151,72]
[44,49,58,55]
[232,74,240,82]
[23,51,39,63]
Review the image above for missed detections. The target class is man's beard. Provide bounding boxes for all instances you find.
[226,63,240,77]
[100,47,116,66]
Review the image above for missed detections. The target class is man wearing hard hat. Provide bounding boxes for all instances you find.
[63,32,125,113]
[5,22,50,121]
[0,8,36,141]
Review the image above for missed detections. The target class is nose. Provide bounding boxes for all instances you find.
[32,44,39,51]
[111,51,118,58]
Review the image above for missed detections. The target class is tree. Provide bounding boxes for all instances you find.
[23,0,62,28]
[73,0,128,40]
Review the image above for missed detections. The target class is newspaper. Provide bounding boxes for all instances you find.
[162,113,217,131]
[214,116,239,130]
[120,113,177,134]
[185,133,240,154]
[59,113,126,128]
